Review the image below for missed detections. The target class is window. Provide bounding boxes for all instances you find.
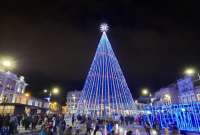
[197,94,200,101]
[21,97,28,104]
[192,95,196,102]
[0,105,14,114]
[187,96,191,103]
[184,96,187,103]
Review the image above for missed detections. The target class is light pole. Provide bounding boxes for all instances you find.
[184,67,200,79]
[141,88,154,105]
[43,87,60,103]
[141,88,150,96]
[0,57,16,72]
[184,68,195,76]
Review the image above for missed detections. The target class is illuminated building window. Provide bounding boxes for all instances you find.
[21,97,28,104]
[16,96,21,103]
[187,96,191,102]
[197,94,200,101]
[0,106,15,115]
[192,95,196,102]
[182,97,186,103]
[6,84,10,88]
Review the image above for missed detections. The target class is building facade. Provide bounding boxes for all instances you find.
[153,76,200,105]
[0,71,27,103]
[0,71,49,115]
[178,76,200,103]
[66,90,82,114]
[154,83,179,105]
[134,100,147,113]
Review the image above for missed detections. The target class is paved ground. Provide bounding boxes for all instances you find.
[15,124,200,135]
[16,126,40,135]
[17,133,39,135]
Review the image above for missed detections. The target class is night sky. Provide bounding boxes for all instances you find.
[0,0,200,104]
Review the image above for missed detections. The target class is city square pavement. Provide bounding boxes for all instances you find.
[69,123,149,135]
[16,123,200,135]
[16,126,40,135]
[16,124,148,135]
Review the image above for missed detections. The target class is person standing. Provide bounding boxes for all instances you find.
[9,115,18,134]
[32,115,38,130]
[171,125,180,135]
[23,115,30,130]
[126,130,133,135]
[144,122,151,135]
[154,121,161,135]
[3,115,10,134]
[93,126,102,135]
[72,114,75,126]
[64,126,72,135]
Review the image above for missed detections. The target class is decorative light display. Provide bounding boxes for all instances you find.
[144,103,200,132]
[100,23,109,32]
[77,24,135,117]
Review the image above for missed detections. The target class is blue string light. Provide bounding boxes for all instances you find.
[144,103,200,132]
[77,25,135,117]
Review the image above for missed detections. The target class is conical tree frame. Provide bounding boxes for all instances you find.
[77,32,135,117]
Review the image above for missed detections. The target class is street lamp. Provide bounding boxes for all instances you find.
[52,87,59,95]
[0,57,16,71]
[141,88,154,105]
[184,68,196,76]
[141,88,149,96]
[25,93,30,97]
[184,67,200,80]
[2,60,12,68]
[43,89,48,93]
[43,87,60,102]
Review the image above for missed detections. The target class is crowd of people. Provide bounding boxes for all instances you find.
[39,114,140,135]
[0,113,181,135]
[0,113,42,134]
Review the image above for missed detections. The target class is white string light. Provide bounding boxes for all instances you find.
[100,23,109,32]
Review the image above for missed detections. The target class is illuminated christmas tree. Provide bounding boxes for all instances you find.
[77,24,135,117]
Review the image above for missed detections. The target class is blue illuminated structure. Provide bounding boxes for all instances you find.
[144,103,200,132]
[77,24,135,117]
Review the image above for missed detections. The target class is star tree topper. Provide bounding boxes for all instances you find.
[100,23,109,32]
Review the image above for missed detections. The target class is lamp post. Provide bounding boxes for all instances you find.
[0,57,16,72]
[184,68,195,76]
[141,88,154,105]
[43,87,60,113]
[184,67,200,80]
[43,87,60,106]
[141,88,150,96]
